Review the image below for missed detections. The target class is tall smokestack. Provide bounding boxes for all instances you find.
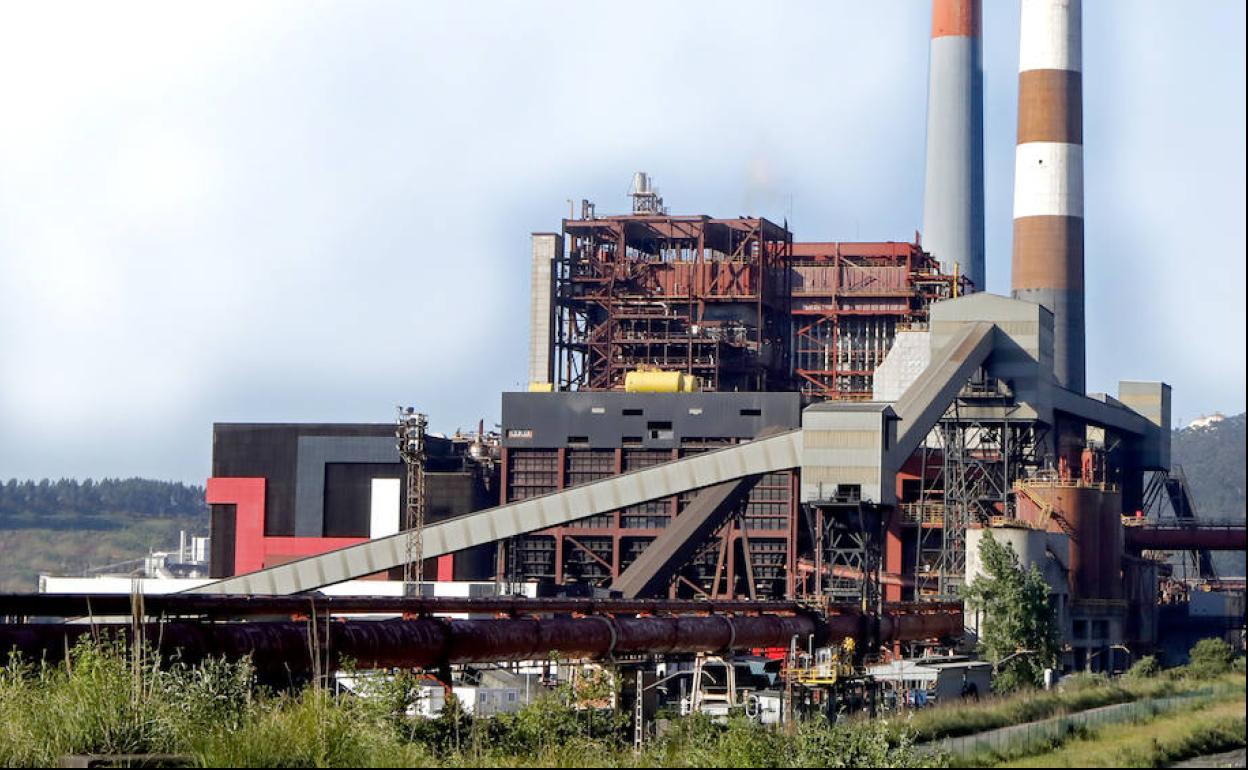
[921,0,985,291]
[1011,0,1084,393]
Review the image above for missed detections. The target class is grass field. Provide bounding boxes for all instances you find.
[996,696,1247,768]
[1,636,1243,768]
[884,671,1204,744]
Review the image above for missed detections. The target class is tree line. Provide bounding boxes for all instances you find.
[0,478,206,518]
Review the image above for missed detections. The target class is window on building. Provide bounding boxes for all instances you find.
[647,421,673,440]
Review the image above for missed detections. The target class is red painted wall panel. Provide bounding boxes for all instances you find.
[209,477,370,579]
[207,477,266,575]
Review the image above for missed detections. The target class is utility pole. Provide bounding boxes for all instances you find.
[633,667,645,752]
[783,634,797,731]
[396,407,428,597]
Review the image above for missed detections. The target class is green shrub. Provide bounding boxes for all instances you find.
[645,713,936,769]
[1059,671,1112,692]
[1188,638,1235,678]
[26,635,1227,768]
[195,688,434,768]
[1124,655,1160,680]
[0,636,256,767]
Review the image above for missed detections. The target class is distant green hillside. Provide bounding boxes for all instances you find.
[1171,412,1246,521]
[1170,412,1246,577]
[0,478,207,592]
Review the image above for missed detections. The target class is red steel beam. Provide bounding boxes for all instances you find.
[1125,526,1246,552]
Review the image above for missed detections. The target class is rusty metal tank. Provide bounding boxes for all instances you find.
[1099,487,1124,600]
[1015,481,1122,600]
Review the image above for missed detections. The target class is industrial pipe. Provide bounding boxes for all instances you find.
[0,615,816,677]
[0,607,962,677]
[1125,526,1247,552]
[0,593,828,620]
[879,608,964,642]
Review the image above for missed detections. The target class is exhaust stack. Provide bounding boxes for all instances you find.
[1011,0,1085,393]
[921,0,985,291]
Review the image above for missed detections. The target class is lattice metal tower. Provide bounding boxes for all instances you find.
[914,381,1048,601]
[396,407,428,596]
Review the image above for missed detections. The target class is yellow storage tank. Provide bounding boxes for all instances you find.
[624,370,699,393]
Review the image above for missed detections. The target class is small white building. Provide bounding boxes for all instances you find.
[868,658,992,705]
[411,684,523,718]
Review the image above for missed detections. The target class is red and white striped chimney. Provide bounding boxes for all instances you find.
[922,0,985,291]
[1011,0,1084,393]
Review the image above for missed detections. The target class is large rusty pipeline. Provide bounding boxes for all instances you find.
[0,593,832,620]
[1124,525,1246,552]
[0,605,961,678]
[1,615,816,676]
[879,608,964,641]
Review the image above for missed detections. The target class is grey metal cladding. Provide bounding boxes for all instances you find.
[501,391,803,449]
[890,322,995,464]
[294,436,399,537]
[528,233,560,385]
[186,429,803,595]
[1014,287,1085,394]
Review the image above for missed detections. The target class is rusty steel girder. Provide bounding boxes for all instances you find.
[1125,525,1247,552]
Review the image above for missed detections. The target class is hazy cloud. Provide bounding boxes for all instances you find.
[0,1,1242,482]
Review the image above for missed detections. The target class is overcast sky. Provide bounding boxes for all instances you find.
[0,2,1243,483]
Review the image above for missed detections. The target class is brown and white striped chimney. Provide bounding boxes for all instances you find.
[1011,0,1084,393]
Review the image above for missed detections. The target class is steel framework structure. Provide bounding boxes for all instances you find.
[554,213,793,392]
[499,443,800,600]
[397,408,428,594]
[906,388,1049,601]
[788,241,966,399]
[806,501,886,611]
[1141,466,1219,581]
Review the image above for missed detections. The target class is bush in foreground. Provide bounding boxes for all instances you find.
[1187,638,1236,679]
[0,637,254,767]
[1124,655,1160,680]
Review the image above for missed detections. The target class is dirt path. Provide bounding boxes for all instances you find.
[1170,747,1247,768]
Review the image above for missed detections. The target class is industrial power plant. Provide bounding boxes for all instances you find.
[3,0,1244,736]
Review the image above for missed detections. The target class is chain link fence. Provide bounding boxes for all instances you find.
[933,688,1215,760]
